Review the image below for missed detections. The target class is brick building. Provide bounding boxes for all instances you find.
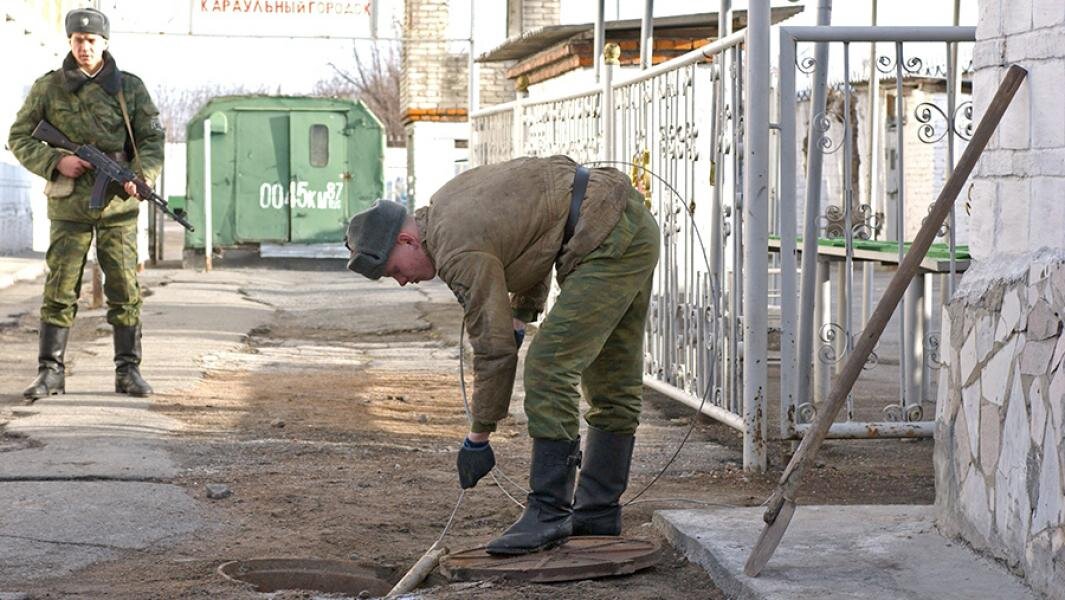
[401,0,559,207]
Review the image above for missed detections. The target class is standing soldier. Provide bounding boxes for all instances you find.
[344,156,660,554]
[8,8,164,400]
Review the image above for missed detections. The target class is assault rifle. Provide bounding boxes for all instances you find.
[31,120,194,231]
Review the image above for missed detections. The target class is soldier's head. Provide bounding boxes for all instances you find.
[345,200,436,286]
[65,8,110,73]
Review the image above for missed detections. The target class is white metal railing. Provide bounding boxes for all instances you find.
[469,22,974,471]
[778,26,976,441]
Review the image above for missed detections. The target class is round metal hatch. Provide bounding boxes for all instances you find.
[440,536,661,583]
[217,558,392,595]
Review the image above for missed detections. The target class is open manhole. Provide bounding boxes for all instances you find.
[218,558,393,595]
[440,536,661,583]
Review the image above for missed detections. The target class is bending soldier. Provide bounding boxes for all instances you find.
[8,8,164,400]
[344,156,659,555]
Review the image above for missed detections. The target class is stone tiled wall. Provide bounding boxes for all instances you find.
[936,3,1065,597]
[936,256,1065,597]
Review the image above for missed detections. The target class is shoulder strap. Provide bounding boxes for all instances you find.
[116,89,143,175]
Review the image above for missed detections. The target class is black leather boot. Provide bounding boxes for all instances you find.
[114,324,152,397]
[485,437,581,555]
[23,323,70,401]
[572,426,636,536]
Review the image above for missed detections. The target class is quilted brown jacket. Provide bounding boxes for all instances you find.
[414,155,635,429]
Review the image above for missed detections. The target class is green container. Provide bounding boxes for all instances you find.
[183,96,384,248]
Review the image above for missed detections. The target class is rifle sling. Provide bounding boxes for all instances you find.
[116,89,143,177]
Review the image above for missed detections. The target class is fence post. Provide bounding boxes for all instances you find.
[203,118,213,273]
[513,76,528,159]
[601,43,620,163]
[743,0,770,472]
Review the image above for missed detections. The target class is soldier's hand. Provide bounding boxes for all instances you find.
[56,156,92,178]
[457,436,495,489]
[123,181,141,200]
[512,318,526,349]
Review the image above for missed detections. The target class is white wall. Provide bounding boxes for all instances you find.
[406,121,470,208]
[0,6,64,254]
[967,0,1065,259]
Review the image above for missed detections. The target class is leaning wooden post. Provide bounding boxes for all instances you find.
[744,64,1028,577]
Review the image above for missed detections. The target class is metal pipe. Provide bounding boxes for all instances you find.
[895,42,908,409]
[797,0,832,414]
[640,0,654,70]
[782,26,975,42]
[644,377,746,432]
[790,420,934,439]
[777,27,798,441]
[203,118,213,273]
[742,0,769,472]
[595,0,605,82]
[468,0,479,117]
[862,0,880,327]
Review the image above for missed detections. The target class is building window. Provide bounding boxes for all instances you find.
[310,124,329,167]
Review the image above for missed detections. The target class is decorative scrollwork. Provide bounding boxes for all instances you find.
[883,403,904,422]
[915,102,949,144]
[812,110,845,154]
[824,204,884,240]
[952,101,974,141]
[797,402,817,424]
[852,204,884,240]
[818,322,846,365]
[875,54,924,75]
[925,332,943,369]
[875,55,895,74]
[822,205,845,239]
[906,404,924,422]
[797,54,817,74]
[922,204,950,238]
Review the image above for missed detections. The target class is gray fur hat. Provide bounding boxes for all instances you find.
[65,8,110,39]
[345,200,408,279]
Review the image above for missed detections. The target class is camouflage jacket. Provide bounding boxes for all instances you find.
[414,155,633,428]
[8,51,164,224]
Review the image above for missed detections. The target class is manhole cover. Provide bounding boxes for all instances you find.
[440,536,661,583]
[218,558,392,595]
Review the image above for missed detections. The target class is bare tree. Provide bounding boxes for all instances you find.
[321,45,404,147]
[151,84,267,142]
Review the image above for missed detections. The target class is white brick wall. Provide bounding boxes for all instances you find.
[938,4,1065,599]
[0,6,65,254]
[970,0,1065,259]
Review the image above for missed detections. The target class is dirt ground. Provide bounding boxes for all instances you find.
[7,266,935,599]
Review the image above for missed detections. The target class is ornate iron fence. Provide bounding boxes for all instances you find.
[469,24,975,470]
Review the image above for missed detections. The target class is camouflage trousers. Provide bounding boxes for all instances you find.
[524,191,660,440]
[41,219,142,328]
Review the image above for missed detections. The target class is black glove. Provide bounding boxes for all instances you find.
[514,328,525,348]
[457,437,495,489]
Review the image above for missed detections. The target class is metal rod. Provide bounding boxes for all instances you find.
[595,0,606,82]
[644,377,746,431]
[842,42,855,419]
[203,118,213,273]
[777,27,798,440]
[895,42,907,408]
[796,0,832,414]
[789,420,933,439]
[781,26,975,42]
[640,0,654,70]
